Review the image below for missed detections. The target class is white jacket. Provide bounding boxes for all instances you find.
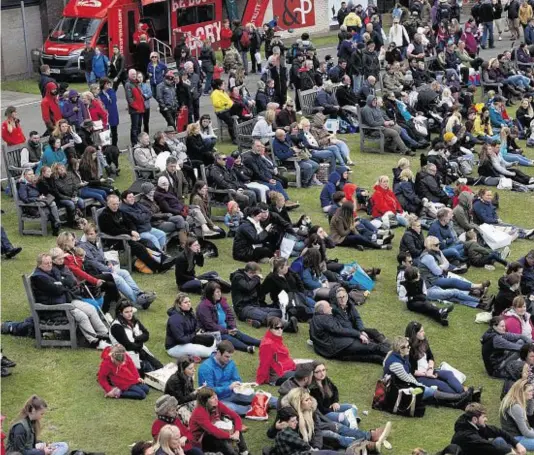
[388,24,410,48]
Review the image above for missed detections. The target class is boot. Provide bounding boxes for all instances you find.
[368,421,392,453]
[283,316,299,333]
[178,230,189,249]
[433,388,473,409]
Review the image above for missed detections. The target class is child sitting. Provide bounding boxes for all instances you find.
[396,255,454,326]
[464,229,510,270]
[273,407,314,455]
[224,200,243,238]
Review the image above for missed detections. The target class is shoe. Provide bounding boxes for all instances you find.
[1,356,16,368]
[246,319,262,329]
[1,367,11,377]
[484,264,496,271]
[499,35,502,40]
[136,292,155,309]
[405,149,416,156]
[311,176,324,186]
[370,421,392,452]
[482,280,491,289]
[289,316,299,333]
[158,258,176,273]
[285,201,300,210]
[377,229,391,237]
[525,229,534,239]
[381,244,393,250]
[382,234,395,244]
[247,346,255,354]
[258,257,270,264]
[356,245,365,251]
[472,386,483,403]
[202,228,220,237]
[4,247,22,259]
[346,160,355,166]
[500,246,511,261]
[438,306,453,326]
[477,299,493,311]
[347,440,366,455]
[307,339,314,346]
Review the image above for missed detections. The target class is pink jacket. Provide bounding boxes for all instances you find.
[504,309,534,340]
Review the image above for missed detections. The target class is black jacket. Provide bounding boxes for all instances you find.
[309,312,360,358]
[399,228,426,259]
[232,218,269,261]
[230,268,262,316]
[451,413,517,455]
[175,250,204,286]
[260,271,305,305]
[165,371,196,405]
[478,2,494,22]
[98,207,136,237]
[309,376,340,415]
[243,152,275,182]
[186,134,214,165]
[336,84,360,107]
[493,276,521,316]
[110,316,149,354]
[207,163,241,190]
[30,267,72,306]
[415,170,447,202]
[108,54,126,80]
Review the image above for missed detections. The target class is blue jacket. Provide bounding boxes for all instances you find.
[473,199,499,224]
[197,354,241,399]
[98,89,119,127]
[302,268,323,290]
[165,307,199,350]
[319,171,341,207]
[36,145,67,174]
[92,54,109,78]
[525,24,534,45]
[139,82,153,110]
[428,220,458,249]
[119,202,154,234]
[147,62,167,86]
[18,182,41,203]
[315,89,338,109]
[489,104,509,129]
[272,137,296,161]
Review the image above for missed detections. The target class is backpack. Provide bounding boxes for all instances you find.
[437,4,451,21]
[240,30,251,49]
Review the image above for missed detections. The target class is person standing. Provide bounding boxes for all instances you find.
[156,70,178,127]
[506,0,521,40]
[40,82,62,136]
[147,52,168,96]
[232,19,251,74]
[493,0,504,41]
[519,0,533,35]
[248,23,262,74]
[92,47,109,82]
[81,43,95,85]
[199,39,216,95]
[2,106,25,146]
[135,34,151,75]
[479,0,495,49]
[220,19,233,57]
[108,45,126,93]
[125,69,145,146]
[99,78,120,148]
[137,72,152,135]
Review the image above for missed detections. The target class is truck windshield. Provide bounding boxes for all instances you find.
[49,17,101,43]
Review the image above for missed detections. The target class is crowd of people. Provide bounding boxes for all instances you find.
[4,0,534,453]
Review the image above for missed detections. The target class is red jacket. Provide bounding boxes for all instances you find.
[64,253,99,286]
[503,310,534,340]
[97,346,140,393]
[189,402,242,446]
[88,99,109,129]
[452,185,472,208]
[220,28,233,50]
[1,120,25,146]
[129,85,145,113]
[41,82,62,130]
[151,418,194,450]
[256,330,296,385]
[370,184,403,218]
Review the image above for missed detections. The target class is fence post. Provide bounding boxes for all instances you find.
[20,1,32,78]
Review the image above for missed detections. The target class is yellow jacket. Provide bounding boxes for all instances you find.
[473,115,493,137]
[343,12,362,28]
[519,4,533,24]
[211,89,233,112]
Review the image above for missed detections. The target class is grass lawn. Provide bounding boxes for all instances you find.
[1,130,534,455]
[1,79,88,96]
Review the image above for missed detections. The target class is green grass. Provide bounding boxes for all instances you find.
[1,79,88,96]
[1,133,534,455]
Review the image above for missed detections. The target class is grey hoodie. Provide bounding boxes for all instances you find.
[452,191,479,234]
[360,95,388,127]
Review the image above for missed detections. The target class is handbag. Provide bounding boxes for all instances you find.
[254,51,262,64]
[393,388,426,417]
[497,177,513,190]
[372,375,391,411]
[98,129,111,146]
[340,261,375,291]
[439,361,466,384]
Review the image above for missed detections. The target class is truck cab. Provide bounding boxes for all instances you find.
[36,0,223,78]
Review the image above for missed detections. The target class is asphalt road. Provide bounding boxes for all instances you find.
[0,31,520,159]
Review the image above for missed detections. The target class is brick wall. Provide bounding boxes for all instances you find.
[1,5,43,79]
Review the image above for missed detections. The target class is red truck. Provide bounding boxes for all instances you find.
[34,0,232,78]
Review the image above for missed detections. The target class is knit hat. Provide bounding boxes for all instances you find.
[155,395,178,416]
[443,132,456,143]
[141,182,155,194]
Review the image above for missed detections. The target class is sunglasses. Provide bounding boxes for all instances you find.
[273,326,284,330]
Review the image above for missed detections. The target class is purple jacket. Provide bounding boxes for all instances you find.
[154,187,185,215]
[196,297,236,334]
[61,90,88,127]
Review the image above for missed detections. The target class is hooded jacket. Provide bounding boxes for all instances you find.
[370,184,403,218]
[98,89,119,127]
[415,169,447,202]
[156,79,178,111]
[319,171,341,208]
[41,82,62,130]
[473,198,499,224]
[400,228,426,259]
[451,412,517,455]
[196,297,237,335]
[97,346,140,393]
[165,307,199,350]
[394,180,422,214]
[494,276,522,316]
[481,327,525,376]
[452,191,478,234]
[360,95,387,127]
[61,90,87,126]
[464,240,492,266]
[197,354,241,399]
[256,330,296,384]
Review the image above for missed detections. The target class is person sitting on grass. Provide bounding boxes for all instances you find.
[97,344,150,400]
[151,396,203,455]
[464,229,510,271]
[109,300,163,375]
[189,387,248,455]
[196,282,261,354]
[503,296,534,342]
[164,356,202,412]
[198,340,278,416]
[451,403,527,455]
[499,379,534,451]
[397,257,454,326]
[6,395,69,455]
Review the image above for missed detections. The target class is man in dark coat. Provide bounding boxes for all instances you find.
[207,153,256,209]
[337,75,360,112]
[230,263,282,326]
[232,207,274,262]
[415,163,452,205]
[451,403,525,455]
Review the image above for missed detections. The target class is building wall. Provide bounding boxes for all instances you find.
[1,5,43,80]
[263,0,331,37]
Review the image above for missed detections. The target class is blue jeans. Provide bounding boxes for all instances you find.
[423,386,437,400]
[120,383,149,399]
[239,306,282,324]
[240,51,249,73]
[325,144,347,165]
[428,283,479,307]
[506,74,530,89]
[261,180,289,200]
[325,403,355,424]
[418,369,464,393]
[352,75,363,93]
[516,436,534,450]
[322,425,371,447]
[85,71,95,85]
[502,153,533,166]
[400,127,418,147]
[493,437,513,451]
[481,21,494,47]
[1,226,13,252]
[58,198,85,214]
[221,330,261,352]
[442,243,467,261]
[130,112,143,146]
[332,141,350,162]
[311,149,337,170]
[204,137,217,148]
[222,391,278,416]
[203,71,213,94]
[433,277,473,291]
[140,228,166,250]
[113,269,140,303]
[80,186,109,205]
[300,159,319,186]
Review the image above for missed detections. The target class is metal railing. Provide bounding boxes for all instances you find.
[152,37,173,66]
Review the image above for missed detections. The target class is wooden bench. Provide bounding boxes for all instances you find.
[2,138,46,182]
[235,117,259,152]
[268,138,302,188]
[127,146,159,182]
[298,88,324,118]
[358,107,386,154]
[23,274,78,349]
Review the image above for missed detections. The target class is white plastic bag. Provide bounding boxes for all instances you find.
[478,223,513,250]
[280,234,297,259]
[278,290,289,321]
[255,51,262,64]
[497,177,513,190]
[98,129,111,146]
[439,361,466,384]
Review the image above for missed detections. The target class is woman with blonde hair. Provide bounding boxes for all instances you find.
[499,127,534,166]
[500,379,534,449]
[6,395,69,455]
[51,119,82,156]
[369,175,408,227]
[186,122,215,167]
[154,424,185,455]
[81,91,109,129]
[392,157,411,185]
[252,108,277,144]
